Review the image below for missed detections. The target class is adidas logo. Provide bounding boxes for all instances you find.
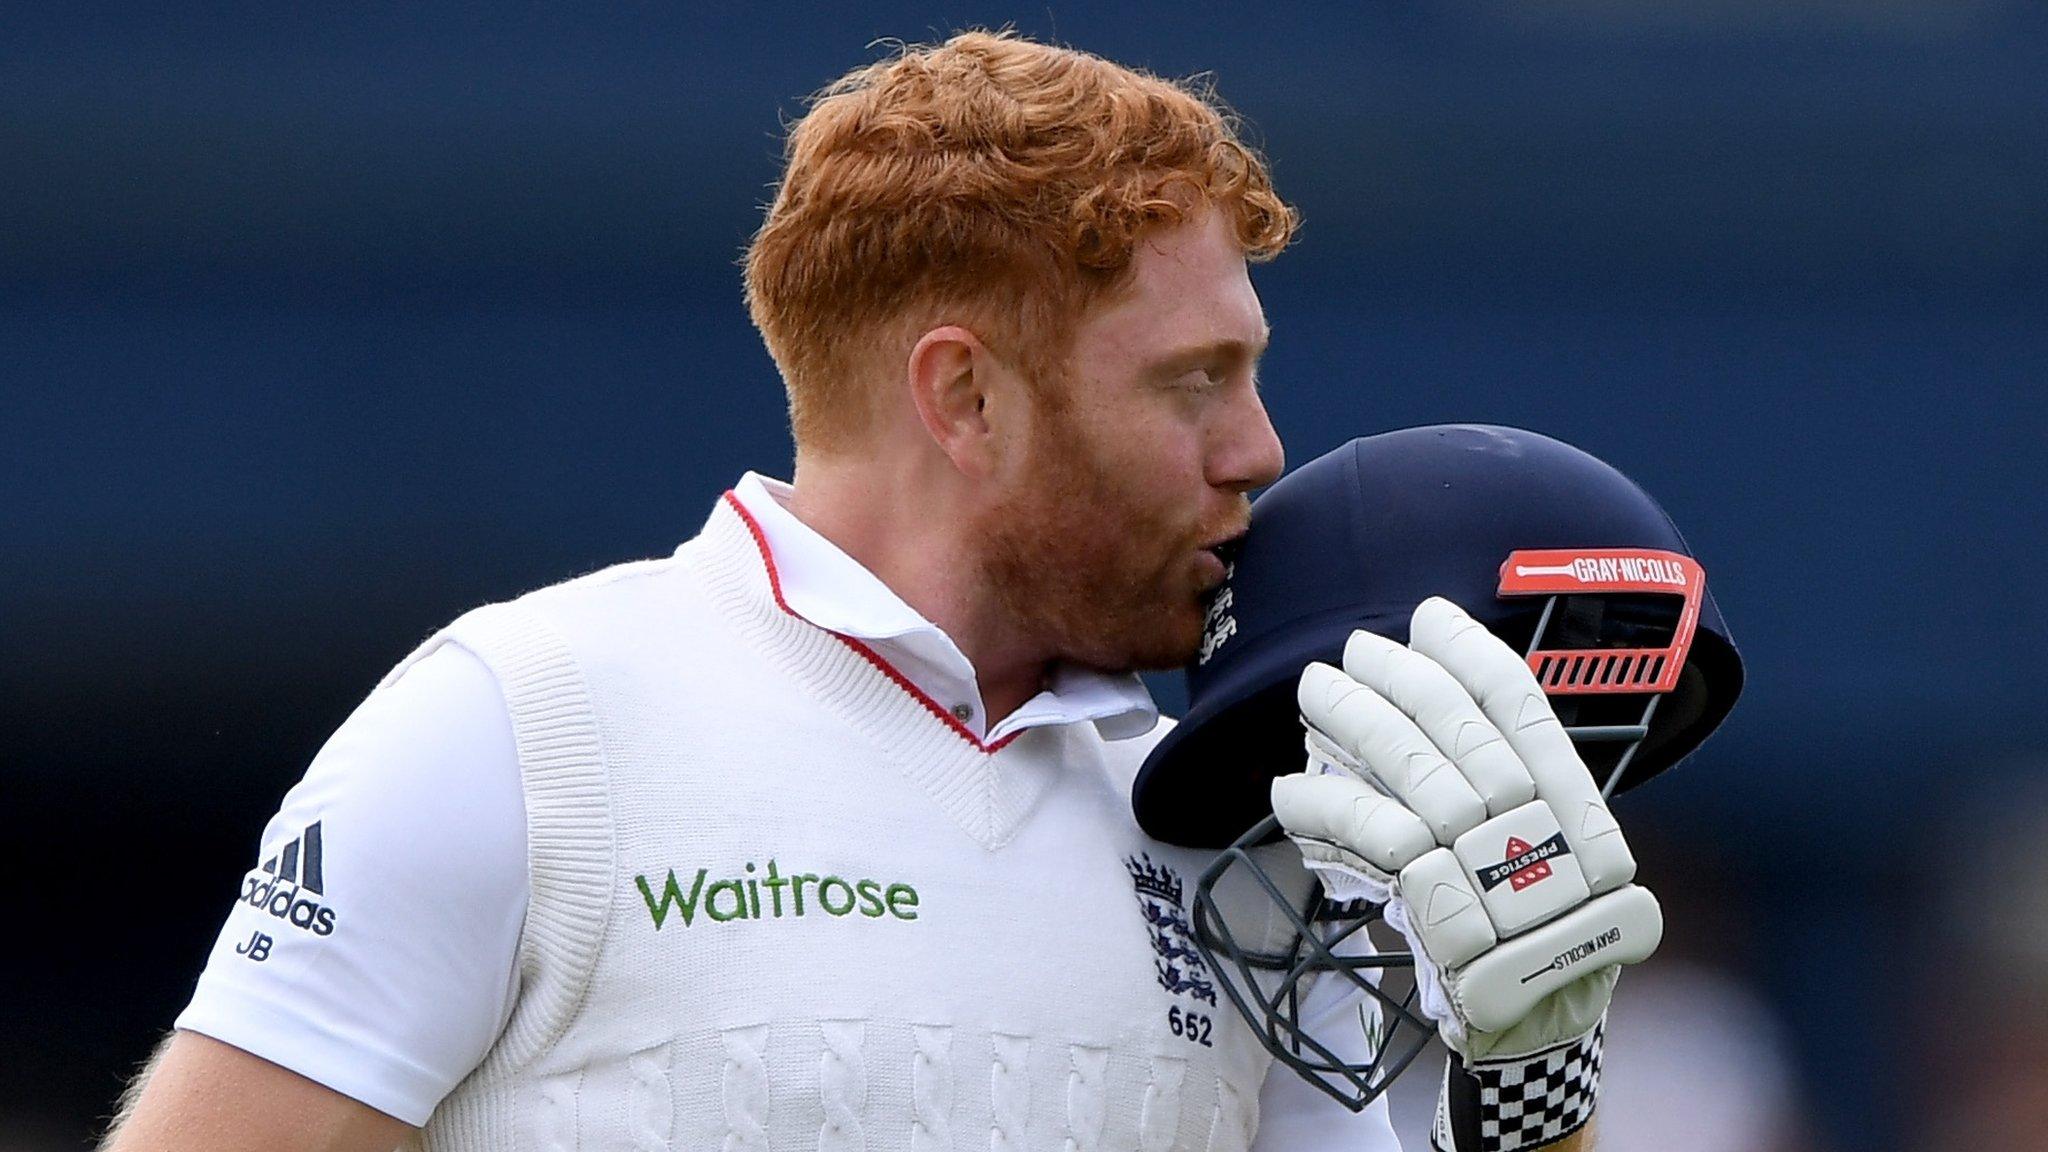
[238,821,337,937]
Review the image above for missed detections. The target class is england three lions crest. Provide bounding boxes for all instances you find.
[1126,853,1217,1006]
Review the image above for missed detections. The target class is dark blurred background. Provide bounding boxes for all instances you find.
[5,4,2045,1150]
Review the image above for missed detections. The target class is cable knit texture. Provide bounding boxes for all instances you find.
[1063,1044,1109,1152]
[912,1025,954,1152]
[406,497,1299,1150]
[629,1047,674,1150]
[1138,1056,1188,1152]
[819,1020,868,1151]
[722,1025,773,1152]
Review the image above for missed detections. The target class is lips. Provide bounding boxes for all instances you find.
[1193,530,1246,589]
[1200,530,1248,566]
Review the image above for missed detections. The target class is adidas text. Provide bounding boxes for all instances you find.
[238,874,338,936]
[241,821,337,937]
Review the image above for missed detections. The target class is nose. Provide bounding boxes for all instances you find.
[1210,386,1286,494]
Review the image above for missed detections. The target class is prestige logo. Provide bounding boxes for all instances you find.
[1474,833,1569,893]
[634,860,920,928]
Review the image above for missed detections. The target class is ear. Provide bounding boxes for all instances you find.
[906,325,1013,477]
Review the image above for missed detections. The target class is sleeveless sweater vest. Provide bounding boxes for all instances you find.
[399,497,1308,1152]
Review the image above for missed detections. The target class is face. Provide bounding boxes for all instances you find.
[976,209,1286,671]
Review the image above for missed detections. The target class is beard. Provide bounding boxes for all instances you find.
[973,409,1247,673]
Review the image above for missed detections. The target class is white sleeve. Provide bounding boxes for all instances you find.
[174,642,528,1126]
[1249,957,1406,1151]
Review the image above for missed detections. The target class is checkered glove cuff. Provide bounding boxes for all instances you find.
[1430,1020,1604,1152]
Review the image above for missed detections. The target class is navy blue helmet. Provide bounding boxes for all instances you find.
[1134,423,1743,850]
[1131,424,1746,1112]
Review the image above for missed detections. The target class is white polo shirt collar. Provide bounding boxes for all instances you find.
[730,473,1159,743]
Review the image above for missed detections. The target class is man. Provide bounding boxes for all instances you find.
[1143,427,1743,1151]
[104,33,1593,1151]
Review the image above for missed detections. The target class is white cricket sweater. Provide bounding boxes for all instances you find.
[400,493,1316,1152]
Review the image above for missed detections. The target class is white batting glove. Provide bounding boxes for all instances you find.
[1271,597,1662,1151]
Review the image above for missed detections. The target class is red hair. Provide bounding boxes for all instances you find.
[744,30,1297,452]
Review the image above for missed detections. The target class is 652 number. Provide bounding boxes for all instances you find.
[1168,1005,1214,1047]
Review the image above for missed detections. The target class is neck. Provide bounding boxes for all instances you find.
[785,453,1053,726]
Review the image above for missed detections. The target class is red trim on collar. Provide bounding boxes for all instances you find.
[722,490,1020,754]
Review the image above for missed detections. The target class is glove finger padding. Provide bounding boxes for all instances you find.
[1272,769,1435,905]
[1339,629,1536,817]
[1271,771,1437,876]
[1392,848,1497,969]
[1298,662,1488,844]
[1407,598,1636,894]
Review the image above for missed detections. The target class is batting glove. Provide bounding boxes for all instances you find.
[1271,597,1663,1151]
